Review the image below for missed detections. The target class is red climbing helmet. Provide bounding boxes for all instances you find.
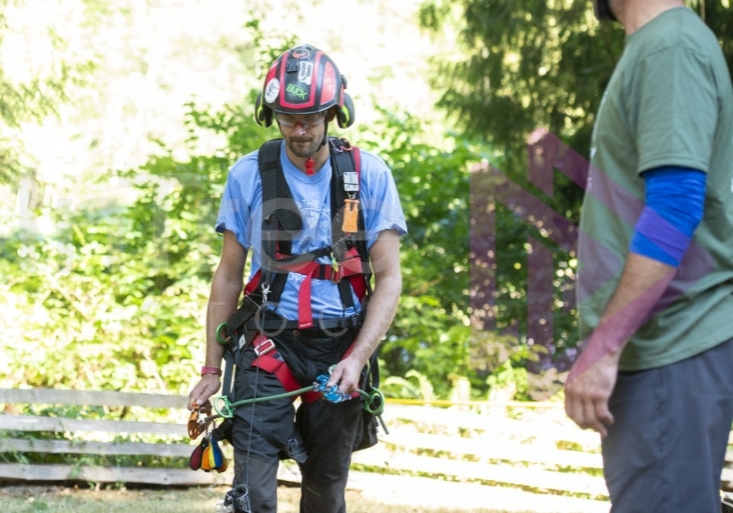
[254,44,355,129]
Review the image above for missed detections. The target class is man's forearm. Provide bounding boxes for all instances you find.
[570,252,676,380]
[348,272,401,365]
[347,229,402,366]
[204,273,244,368]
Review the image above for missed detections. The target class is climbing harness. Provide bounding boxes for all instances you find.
[212,135,380,408]
[255,136,371,330]
[211,136,372,399]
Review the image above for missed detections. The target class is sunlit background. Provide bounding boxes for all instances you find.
[1,0,444,235]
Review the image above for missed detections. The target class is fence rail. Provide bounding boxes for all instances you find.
[0,388,216,486]
[353,403,608,498]
[20,388,733,511]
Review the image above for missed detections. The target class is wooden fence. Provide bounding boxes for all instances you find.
[1,388,728,511]
[0,388,207,486]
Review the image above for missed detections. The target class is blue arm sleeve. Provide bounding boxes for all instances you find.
[629,166,706,266]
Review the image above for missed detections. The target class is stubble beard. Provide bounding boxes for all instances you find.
[287,136,322,159]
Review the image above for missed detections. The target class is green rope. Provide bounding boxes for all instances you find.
[213,387,315,418]
[204,386,389,434]
[357,387,389,434]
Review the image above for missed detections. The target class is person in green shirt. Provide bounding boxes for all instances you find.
[565,1,733,511]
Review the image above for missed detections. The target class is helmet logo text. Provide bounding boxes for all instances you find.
[286,83,308,100]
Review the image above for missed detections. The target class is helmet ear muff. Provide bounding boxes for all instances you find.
[254,93,273,127]
[336,93,355,129]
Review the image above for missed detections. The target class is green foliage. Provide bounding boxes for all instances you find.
[1,90,482,399]
[0,0,96,185]
[485,354,528,401]
[382,369,437,401]
[356,108,481,397]
[0,100,261,394]
[421,0,619,159]
[420,0,733,164]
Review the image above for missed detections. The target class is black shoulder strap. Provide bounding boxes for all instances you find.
[259,139,303,240]
[256,137,372,307]
[258,138,299,299]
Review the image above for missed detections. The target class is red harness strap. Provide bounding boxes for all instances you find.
[244,247,367,329]
[250,333,322,403]
[243,253,366,401]
[250,333,360,404]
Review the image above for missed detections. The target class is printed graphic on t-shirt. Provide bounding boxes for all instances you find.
[290,198,331,252]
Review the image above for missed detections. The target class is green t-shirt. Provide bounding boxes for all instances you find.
[578,7,733,371]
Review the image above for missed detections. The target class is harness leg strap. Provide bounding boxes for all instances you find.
[250,334,321,403]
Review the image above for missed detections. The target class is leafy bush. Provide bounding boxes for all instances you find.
[1,96,482,400]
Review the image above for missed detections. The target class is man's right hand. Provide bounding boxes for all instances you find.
[188,374,222,411]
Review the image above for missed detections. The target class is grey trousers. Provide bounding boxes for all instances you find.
[602,336,733,513]
[232,395,365,513]
[230,332,367,513]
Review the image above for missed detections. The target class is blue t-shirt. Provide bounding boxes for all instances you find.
[215,141,407,320]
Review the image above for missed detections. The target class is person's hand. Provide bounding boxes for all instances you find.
[326,356,365,395]
[564,349,619,437]
[188,374,221,412]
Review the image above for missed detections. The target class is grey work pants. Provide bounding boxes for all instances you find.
[602,336,733,513]
[230,326,368,513]
[232,394,365,513]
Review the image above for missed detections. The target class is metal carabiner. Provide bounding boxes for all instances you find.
[188,406,213,440]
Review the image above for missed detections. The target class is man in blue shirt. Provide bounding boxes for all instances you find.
[188,44,406,513]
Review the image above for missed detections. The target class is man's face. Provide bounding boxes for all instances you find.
[593,0,618,21]
[276,112,327,159]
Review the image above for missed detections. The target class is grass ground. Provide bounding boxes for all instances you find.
[0,484,526,513]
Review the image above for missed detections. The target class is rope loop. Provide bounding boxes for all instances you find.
[214,396,236,419]
[360,387,385,415]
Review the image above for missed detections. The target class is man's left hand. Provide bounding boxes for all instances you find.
[564,349,620,437]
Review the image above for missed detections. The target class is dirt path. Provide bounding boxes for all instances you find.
[0,480,608,513]
[0,483,509,513]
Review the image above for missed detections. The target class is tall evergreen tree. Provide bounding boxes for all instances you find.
[420,0,731,168]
